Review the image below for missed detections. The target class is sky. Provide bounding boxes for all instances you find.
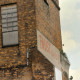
[59,0,80,80]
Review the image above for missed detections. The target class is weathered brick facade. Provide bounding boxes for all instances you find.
[0,0,70,80]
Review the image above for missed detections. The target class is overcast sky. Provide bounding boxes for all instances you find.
[59,0,80,80]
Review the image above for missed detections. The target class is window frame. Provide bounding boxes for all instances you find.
[1,3,19,48]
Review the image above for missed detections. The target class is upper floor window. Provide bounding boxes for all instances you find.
[44,0,49,5]
[1,4,18,47]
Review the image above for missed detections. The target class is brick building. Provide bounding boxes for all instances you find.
[0,0,70,80]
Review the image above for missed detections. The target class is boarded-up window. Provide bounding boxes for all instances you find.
[1,4,18,47]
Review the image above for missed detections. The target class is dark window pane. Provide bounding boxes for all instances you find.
[7,27,13,31]
[13,22,17,26]
[3,31,18,46]
[13,26,18,30]
[12,8,17,13]
[2,14,7,18]
[13,13,17,17]
[12,6,17,9]
[7,9,13,13]
[2,23,7,27]
[1,7,7,10]
[2,28,8,32]
[7,13,13,18]
[2,19,7,23]
[7,17,13,22]
[7,22,13,27]
[12,17,17,22]
[1,10,7,14]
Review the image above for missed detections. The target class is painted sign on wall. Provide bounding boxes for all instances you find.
[37,30,61,70]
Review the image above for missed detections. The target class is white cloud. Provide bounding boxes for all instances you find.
[62,31,78,52]
[70,69,80,80]
[59,0,80,52]
[59,0,80,80]
[59,0,80,26]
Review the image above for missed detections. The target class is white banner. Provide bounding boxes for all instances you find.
[37,30,61,70]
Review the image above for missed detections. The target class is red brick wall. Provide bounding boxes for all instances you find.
[0,0,36,68]
[0,0,36,79]
[35,0,62,50]
[0,67,32,80]
[31,48,54,80]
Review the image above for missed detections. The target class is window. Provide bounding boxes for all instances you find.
[1,4,18,47]
[51,0,60,10]
[44,0,49,5]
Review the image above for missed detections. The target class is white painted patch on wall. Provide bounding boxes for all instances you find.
[37,30,61,70]
[55,67,62,80]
